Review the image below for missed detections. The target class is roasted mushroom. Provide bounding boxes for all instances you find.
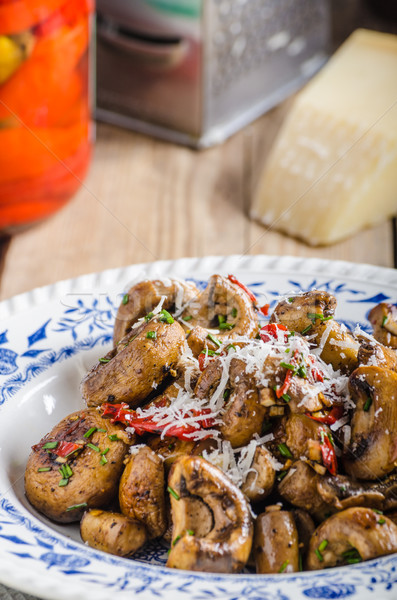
[368,303,397,348]
[307,507,397,570]
[80,509,147,557]
[358,337,397,371]
[113,278,198,345]
[182,274,259,339]
[81,318,186,408]
[119,445,167,539]
[270,291,337,333]
[241,446,276,502]
[25,409,129,523]
[343,366,397,480]
[254,508,300,573]
[166,455,253,573]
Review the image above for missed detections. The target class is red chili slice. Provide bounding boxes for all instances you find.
[319,427,338,475]
[54,440,84,457]
[260,323,288,343]
[307,405,344,426]
[275,369,293,399]
[259,303,270,316]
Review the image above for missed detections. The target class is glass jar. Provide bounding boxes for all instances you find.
[0,0,94,232]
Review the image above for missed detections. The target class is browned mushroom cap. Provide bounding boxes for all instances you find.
[358,338,397,372]
[368,303,397,348]
[24,409,129,523]
[284,414,331,461]
[343,366,397,480]
[270,291,337,333]
[306,507,397,570]
[279,460,397,519]
[113,278,198,345]
[166,455,253,573]
[310,320,359,374]
[81,318,186,408]
[119,446,167,539]
[182,274,259,339]
[254,509,299,574]
[241,446,276,502]
[80,509,147,557]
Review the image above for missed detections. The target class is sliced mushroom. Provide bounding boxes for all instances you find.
[368,302,397,348]
[310,320,359,374]
[241,446,276,502]
[254,509,299,574]
[182,274,259,340]
[24,409,129,523]
[80,509,147,557]
[278,461,332,520]
[113,278,198,345]
[119,446,167,539]
[358,337,397,372]
[343,366,397,480]
[81,318,186,408]
[270,291,337,333]
[166,456,253,573]
[307,507,397,570]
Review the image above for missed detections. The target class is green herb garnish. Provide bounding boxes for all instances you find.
[84,427,97,438]
[66,502,88,512]
[122,293,129,305]
[278,443,293,458]
[146,331,157,339]
[167,485,180,500]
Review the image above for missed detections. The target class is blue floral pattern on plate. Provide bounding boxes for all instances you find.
[0,257,396,600]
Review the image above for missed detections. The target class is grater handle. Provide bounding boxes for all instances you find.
[97,20,188,68]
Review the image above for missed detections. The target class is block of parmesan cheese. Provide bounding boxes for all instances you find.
[251,29,397,245]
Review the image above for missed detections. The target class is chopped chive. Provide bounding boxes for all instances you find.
[381,315,388,328]
[217,315,226,324]
[278,560,289,573]
[145,312,154,322]
[315,548,324,562]
[59,478,69,487]
[281,393,291,403]
[231,307,238,318]
[301,325,312,335]
[299,553,303,572]
[87,443,100,452]
[373,509,383,514]
[146,331,157,339]
[285,348,290,353]
[64,464,73,478]
[37,467,51,472]
[363,395,372,411]
[318,539,328,552]
[341,548,361,564]
[42,441,58,450]
[172,535,181,546]
[96,428,106,433]
[307,313,333,324]
[183,315,193,321]
[101,447,110,455]
[297,364,307,379]
[277,470,288,481]
[84,427,97,438]
[287,331,295,338]
[99,357,110,364]
[223,389,230,400]
[66,502,88,512]
[200,349,220,357]
[207,333,222,348]
[226,343,236,353]
[187,529,194,536]
[167,485,180,501]
[280,362,295,371]
[288,298,294,303]
[122,293,129,305]
[219,322,235,330]
[160,309,174,324]
[108,434,120,442]
[378,518,386,525]
[278,443,293,458]
[100,455,108,465]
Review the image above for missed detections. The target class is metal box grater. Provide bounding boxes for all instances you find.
[96,0,331,148]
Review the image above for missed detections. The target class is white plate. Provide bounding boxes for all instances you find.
[0,255,396,600]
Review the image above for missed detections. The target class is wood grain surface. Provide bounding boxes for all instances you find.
[0,0,395,304]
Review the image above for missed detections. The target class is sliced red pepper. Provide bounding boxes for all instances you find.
[228,274,258,305]
[307,405,344,426]
[101,403,216,441]
[319,427,338,475]
[275,368,293,399]
[54,440,84,457]
[260,323,288,343]
[259,303,270,316]
[310,366,324,383]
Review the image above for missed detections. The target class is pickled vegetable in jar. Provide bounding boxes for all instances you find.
[0,0,94,232]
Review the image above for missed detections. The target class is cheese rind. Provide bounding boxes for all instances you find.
[251,29,397,246]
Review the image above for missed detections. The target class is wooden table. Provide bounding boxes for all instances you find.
[0,0,396,302]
